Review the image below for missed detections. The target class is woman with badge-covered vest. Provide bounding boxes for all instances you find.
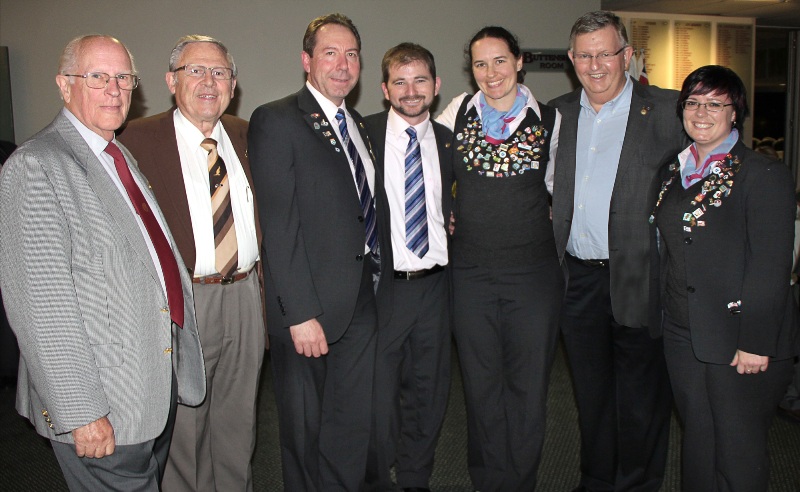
[649,65,798,492]
[436,26,563,492]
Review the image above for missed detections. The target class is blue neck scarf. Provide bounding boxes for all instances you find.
[479,86,527,144]
[681,129,739,189]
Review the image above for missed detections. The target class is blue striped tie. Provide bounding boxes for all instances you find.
[404,127,428,258]
[336,109,378,253]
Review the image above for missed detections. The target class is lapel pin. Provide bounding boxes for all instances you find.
[641,106,650,115]
[314,122,321,130]
[310,113,320,119]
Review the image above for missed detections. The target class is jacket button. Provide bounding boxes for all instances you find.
[684,237,693,245]
[161,307,169,313]
[357,215,364,222]
[164,348,173,355]
[687,286,695,293]
[356,254,363,261]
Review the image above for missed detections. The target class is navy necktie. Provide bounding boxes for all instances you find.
[336,109,378,253]
[404,127,428,258]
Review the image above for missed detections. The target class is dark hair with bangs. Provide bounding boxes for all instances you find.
[381,43,436,84]
[678,65,749,133]
[465,26,525,83]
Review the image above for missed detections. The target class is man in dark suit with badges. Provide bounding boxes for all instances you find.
[363,43,453,492]
[0,34,205,491]
[119,35,265,491]
[549,11,686,492]
[248,13,391,491]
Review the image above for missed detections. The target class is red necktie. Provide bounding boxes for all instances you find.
[105,141,185,328]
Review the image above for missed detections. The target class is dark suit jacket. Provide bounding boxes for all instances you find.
[549,79,687,331]
[248,86,392,343]
[649,141,798,363]
[118,111,262,271]
[364,110,454,322]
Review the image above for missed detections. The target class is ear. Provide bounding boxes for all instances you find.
[381,82,390,101]
[515,56,523,72]
[230,77,237,98]
[434,76,442,97]
[56,74,71,103]
[567,50,575,66]
[623,46,635,71]
[301,51,312,75]
[166,71,178,95]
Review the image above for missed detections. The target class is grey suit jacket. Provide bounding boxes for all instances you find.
[549,79,687,330]
[0,112,205,445]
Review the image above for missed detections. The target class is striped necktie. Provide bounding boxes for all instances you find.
[201,138,238,278]
[105,141,184,327]
[404,127,428,258]
[335,109,378,253]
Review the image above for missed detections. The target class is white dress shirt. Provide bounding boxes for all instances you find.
[173,109,259,276]
[384,108,448,271]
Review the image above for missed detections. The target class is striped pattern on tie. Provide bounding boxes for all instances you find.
[335,109,378,253]
[201,138,238,278]
[404,127,428,258]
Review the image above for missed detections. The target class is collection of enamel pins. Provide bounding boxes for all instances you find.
[456,115,548,178]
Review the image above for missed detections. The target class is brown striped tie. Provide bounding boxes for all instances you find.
[201,138,238,278]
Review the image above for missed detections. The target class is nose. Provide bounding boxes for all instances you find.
[695,103,709,116]
[105,77,121,96]
[201,69,215,85]
[335,53,349,71]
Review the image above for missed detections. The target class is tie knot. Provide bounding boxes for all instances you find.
[405,127,417,140]
[335,109,345,121]
[105,141,123,160]
[200,138,218,154]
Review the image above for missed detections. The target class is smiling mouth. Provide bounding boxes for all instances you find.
[589,73,605,79]
[401,97,424,104]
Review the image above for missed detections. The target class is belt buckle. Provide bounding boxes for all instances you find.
[221,275,235,285]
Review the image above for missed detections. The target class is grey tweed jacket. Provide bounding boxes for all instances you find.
[0,112,205,445]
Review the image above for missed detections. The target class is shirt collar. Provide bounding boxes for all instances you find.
[579,75,633,114]
[465,83,541,121]
[387,107,431,140]
[61,107,115,156]
[306,80,347,123]
[173,108,223,147]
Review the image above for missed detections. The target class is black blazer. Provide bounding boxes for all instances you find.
[364,111,454,323]
[549,79,688,331]
[248,86,392,343]
[649,141,798,363]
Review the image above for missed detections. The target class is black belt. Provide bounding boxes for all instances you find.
[192,268,253,285]
[566,252,608,268]
[393,264,445,280]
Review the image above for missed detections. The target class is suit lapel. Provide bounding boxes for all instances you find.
[614,81,653,189]
[155,113,195,254]
[54,115,160,285]
[297,87,347,158]
[557,92,581,208]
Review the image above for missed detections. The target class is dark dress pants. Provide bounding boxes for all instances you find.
[270,260,378,492]
[366,269,450,491]
[560,255,672,492]
[452,258,562,492]
[663,316,793,492]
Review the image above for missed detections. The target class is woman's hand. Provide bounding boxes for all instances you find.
[730,349,769,374]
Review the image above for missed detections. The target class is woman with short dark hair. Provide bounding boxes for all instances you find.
[649,65,798,491]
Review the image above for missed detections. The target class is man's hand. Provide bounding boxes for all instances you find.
[290,318,328,358]
[730,349,769,375]
[72,416,115,458]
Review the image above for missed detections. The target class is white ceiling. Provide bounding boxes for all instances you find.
[602,0,800,27]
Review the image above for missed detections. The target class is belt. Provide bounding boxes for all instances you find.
[192,268,252,285]
[393,264,444,280]
[566,253,609,268]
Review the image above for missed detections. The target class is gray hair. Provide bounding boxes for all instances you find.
[568,11,628,51]
[58,34,137,75]
[168,35,237,78]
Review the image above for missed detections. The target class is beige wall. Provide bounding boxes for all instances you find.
[0,0,599,142]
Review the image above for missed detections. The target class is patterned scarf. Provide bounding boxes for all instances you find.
[479,86,527,145]
[682,128,739,189]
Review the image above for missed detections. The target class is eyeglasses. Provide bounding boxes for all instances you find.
[571,46,627,64]
[173,64,234,80]
[681,100,733,113]
[63,72,139,90]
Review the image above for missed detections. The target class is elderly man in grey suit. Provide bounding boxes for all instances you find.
[549,11,686,492]
[0,35,205,491]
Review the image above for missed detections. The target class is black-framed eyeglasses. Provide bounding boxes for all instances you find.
[571,46,627,64]
[681,100,733,113]
[63,72,139,90]
[173,64,234,80]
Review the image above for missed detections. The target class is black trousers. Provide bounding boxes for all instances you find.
[560,254,672,492]
[366,269,450,490]
[452,258,563,492]
[663,316,793,492]
[270,260,378,492]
